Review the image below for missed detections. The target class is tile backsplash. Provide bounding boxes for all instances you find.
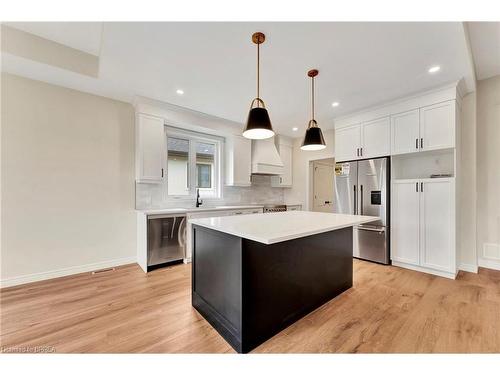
[136,175,284,209]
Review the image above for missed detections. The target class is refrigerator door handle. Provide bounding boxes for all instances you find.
[353,185,357,215]
[360,185,363,215]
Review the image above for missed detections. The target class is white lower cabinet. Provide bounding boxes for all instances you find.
[391,180,420,265]
[391,178,456,278]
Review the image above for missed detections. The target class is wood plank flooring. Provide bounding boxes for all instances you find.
[1,260,499,353]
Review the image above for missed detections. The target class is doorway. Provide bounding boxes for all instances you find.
[311,158,335,212]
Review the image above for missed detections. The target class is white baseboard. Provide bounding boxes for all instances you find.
[458,263,478,273]
[478,258,500,271]
[0,256,137,288]
[392,261,456,279]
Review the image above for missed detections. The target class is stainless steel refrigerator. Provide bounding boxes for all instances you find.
[334,157,390,264]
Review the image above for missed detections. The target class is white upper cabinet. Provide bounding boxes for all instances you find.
[391,109,420,155]
[391,180,420,266]
[361,117,390,158]
[335,124,361,162]
[335,118,390,162]
[136,113,165,183]
[419,179,455,272]
[225,135,251,186]
[271,140,292,187]
[419,101,455,151]
[336,94,457,160]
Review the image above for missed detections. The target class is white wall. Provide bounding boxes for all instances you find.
[1,73,136,286]
[284,129,335,209]
[476,75,500,270]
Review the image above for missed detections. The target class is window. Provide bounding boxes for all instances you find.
[166,127,222,199]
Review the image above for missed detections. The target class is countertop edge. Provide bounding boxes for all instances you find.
[190,215,378,245]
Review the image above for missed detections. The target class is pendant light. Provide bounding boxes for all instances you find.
[242,32,275,140]
[301,69,326,151]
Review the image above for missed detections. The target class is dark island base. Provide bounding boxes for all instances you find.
[192,225,353,353]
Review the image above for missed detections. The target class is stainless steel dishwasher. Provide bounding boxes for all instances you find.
[147,214,186,270]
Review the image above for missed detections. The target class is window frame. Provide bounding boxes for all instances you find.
[164,126,223,201]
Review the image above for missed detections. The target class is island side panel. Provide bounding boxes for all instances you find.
[241,227,353,352]
[191,225,243,352]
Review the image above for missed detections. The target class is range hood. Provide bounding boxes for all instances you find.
[251,138,284,175]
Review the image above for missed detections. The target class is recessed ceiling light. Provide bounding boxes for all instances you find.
[428,66,441,74]
[292,127,298,132]
[332,102,339,107]
[176,89,184,95]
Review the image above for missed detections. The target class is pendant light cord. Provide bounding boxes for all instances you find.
[311,75,315,122]
[257,42,260,107]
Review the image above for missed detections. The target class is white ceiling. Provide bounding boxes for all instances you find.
[467,22,500,80]
[4,22,103,55]
[2,22,479,137]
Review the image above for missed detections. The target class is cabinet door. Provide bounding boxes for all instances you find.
[233,136,252,185]
[361,117,390,158]
[136,113,165,183]
[335,125,361,162]
[419,101,455,151]
[391,181,420,265]
[225,136,251,186]
[271,143,292,187]
[280,144,292,186]
[391,109,420,155]
[420,179,455,272]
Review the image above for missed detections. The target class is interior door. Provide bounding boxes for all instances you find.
[357,158,387,227]
[313,162,335,212]
[335,125,361,162]
[420,179,455,272]
[334,161,358,215]
[391,181,420,265]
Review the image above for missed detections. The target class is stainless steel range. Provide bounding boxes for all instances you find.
[263,204,287,213]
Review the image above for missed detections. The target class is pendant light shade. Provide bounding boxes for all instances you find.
[243,99,274,139]
[301,69,326,151]
[301,120,326,151]
[243,32,275,140]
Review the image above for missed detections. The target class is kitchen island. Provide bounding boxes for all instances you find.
[189,211,377,353]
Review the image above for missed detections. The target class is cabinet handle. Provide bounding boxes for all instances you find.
[161,168,164,178]
[360,147,363,157]
[420,138,423,149]
[234,211,243,215]
[416,182,418,192]
[416,138,419,149]
[280,177,282,184]
[421,182,423,192]
[357,148,359,157]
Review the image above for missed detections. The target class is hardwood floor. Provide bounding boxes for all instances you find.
[1,260,499,353]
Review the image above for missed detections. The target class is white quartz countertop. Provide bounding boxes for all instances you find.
[137,205,264,216]
[189,211,379,244]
